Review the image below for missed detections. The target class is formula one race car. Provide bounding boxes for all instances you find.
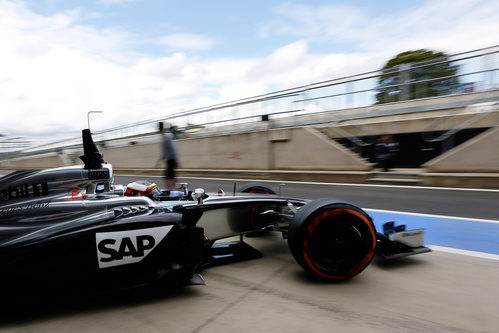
[0,129,430,295]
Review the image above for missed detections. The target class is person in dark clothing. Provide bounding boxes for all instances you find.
[374,135,399,171]
[155,121,179,189]
[385,135,399,171]
[374,136,389,171]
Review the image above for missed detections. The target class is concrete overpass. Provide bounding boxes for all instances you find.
[1,89,498,188]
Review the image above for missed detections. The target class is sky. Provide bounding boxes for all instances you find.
[1,0,498,144]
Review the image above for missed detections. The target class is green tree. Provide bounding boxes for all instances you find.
[375,49,459,104]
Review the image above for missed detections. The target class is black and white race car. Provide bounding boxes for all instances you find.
[0,129,429,295]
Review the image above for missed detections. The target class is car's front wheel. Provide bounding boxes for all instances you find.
[287,199,376,281]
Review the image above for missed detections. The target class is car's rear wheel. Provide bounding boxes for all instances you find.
[238,183,276,194]
[288,199,376,281]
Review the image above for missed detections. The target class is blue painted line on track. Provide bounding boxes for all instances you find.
[365,210,499,255]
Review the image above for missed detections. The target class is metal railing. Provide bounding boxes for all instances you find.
[3,45,499,158]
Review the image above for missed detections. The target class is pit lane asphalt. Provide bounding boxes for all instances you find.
[1,235,498,332]
[119,175,499,220]
[0,175,498,332]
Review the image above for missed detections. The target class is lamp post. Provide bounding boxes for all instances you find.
[87,111,103,131]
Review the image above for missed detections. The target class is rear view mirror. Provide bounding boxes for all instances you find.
[194,188,205,204]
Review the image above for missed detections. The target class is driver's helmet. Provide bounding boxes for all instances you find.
[125,180,162,199]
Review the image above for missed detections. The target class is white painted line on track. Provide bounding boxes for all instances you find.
[116,174,499,193]
[429,245,499,261]
[364,208,499,224]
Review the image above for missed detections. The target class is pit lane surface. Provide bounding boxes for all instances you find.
[120,175,499,255]
[2,236,497,332]
[118,175,499,220]
[1,175,498,332]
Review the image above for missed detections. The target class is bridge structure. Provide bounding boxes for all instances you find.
[1,45,498,188]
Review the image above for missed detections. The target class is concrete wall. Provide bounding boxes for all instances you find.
[272,127,371,170]
[0,153,65,169]
[178,127,370,171]
[101,144,159,169]
[424,126,499,172]
[101,131,271,170]
[179,131,269,169]
[0,127,371,172]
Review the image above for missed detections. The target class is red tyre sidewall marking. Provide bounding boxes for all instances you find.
[302,208,376,280]
[306,209,343,235]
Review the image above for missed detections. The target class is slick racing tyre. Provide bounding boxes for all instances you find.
[288,199,376,281]
[238,183,276,195]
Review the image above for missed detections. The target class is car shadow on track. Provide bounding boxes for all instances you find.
[373,255,429,270]
[0,284,201,327]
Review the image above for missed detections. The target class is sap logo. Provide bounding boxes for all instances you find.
[96,225,173,268]
[98,236,154,262]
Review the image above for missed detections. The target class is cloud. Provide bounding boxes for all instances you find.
[0,2,163,140]
[97,0,139,5]
[1,0,498,145]
[260,3,367,41]
[157,33,215,51]
[261,0,499,55]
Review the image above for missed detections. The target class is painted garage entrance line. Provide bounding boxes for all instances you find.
[365,208,499,259]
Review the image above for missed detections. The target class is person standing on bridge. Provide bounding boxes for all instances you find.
[156,121,179,190]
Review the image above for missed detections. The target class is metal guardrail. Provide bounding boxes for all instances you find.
[2,45,499,159]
